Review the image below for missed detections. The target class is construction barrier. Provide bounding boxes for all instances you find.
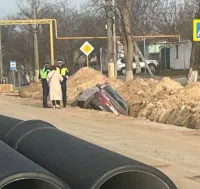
[0,115,177,189]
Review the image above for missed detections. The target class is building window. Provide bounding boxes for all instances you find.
[175,45,179,59]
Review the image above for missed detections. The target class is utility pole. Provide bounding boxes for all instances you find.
[105,0,115,79]
[33,2,40,82]
[0,26,3,83]
[112,0,117,78]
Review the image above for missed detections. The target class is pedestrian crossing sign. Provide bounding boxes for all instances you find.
[193,19,200,41]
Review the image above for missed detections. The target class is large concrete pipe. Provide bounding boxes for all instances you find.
[0,141,70,189]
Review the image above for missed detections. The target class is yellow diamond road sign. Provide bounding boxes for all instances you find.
[80,41,94,56]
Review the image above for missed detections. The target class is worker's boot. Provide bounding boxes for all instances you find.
[43,105,51,108]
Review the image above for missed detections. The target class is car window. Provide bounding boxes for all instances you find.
[103,85,129,113]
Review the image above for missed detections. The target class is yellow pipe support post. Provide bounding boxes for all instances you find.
[108,61,115,79]
[49,21,55,65]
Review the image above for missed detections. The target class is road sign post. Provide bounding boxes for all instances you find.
[87,55,89,67]
[80,41,94,67]
[100,47,103,73]
[10,61,16,87]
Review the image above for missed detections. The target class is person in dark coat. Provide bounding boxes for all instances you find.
[39,63,51,108]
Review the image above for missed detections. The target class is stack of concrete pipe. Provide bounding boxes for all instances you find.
[0,115,177,189]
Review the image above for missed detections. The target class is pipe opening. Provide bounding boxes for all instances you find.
[99,171,171,189]
[2,179,62,189]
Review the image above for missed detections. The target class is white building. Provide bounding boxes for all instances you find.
[170,40,192,70]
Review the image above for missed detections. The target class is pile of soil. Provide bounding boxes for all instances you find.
[19,83,42,100]
[67,67,123,102]
[0,84,14,93]
[124,79,200,129]
[19,67,200,129]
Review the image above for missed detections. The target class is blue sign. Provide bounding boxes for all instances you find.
[193,19,200,41]
[197,23,200,37]
[10,61,17,71]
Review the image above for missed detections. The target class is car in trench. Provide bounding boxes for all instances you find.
[70,84,129,116]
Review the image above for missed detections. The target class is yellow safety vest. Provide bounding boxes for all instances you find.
[40,68,49,79]
[56,67,68,76]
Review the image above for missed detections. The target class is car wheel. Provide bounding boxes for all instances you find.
[70,93,82,107]
[83,94,96,109]
[149,64,156,74]
[121,68,126,75]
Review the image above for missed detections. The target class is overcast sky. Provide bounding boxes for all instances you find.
[0,0,85,18]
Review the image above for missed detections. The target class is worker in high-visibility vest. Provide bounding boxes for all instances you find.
[39,63,51,108]
[56,60,69,108]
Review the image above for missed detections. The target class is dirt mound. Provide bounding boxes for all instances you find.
[0,84,14,93]
[67,67,123,102]
[19,83,42,100]
[116,78,158,103]
[116,77,183,104]
[125,80,200,129]
[115,77,200,129]
[153,77,183,95]
[178,83,200,101]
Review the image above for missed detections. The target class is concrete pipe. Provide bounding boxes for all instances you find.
[0,141,70,189]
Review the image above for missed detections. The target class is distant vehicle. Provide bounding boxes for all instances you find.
[117,57,160,75]
[71,84,129,116]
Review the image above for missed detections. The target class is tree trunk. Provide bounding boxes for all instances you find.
[122,0,134,81]
[187,42,200,84]
[134,53,141,74]
[126,36,134,81]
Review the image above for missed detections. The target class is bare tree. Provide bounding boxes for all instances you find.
[155,0,192,38]
[17,0,45,81]
[131,0,162,35]
[121,0,134,81]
